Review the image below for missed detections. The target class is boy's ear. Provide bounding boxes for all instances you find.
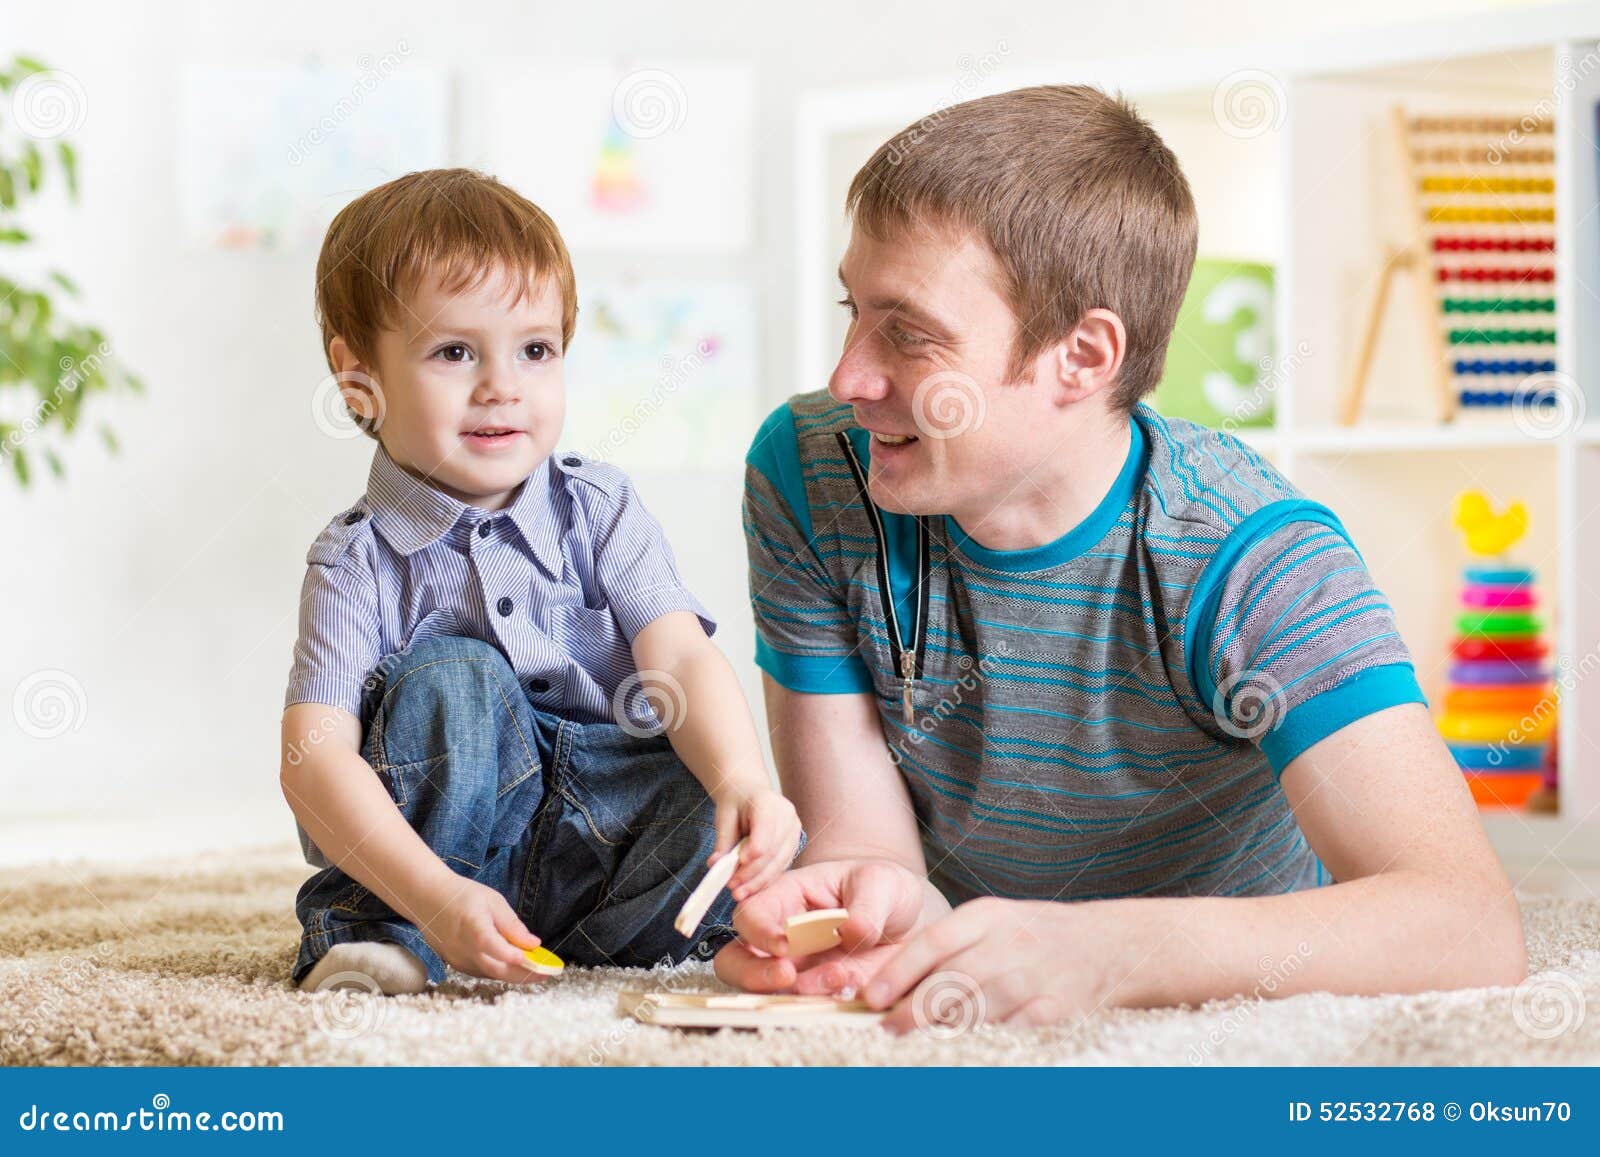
[1047,308,1126,407]
[327,336,384,431]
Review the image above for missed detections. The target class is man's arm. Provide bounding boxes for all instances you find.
[764,676,949,921]
[711,679,953,993]
[862,702,1529,1025]
[1096,702,1527,1005]
[765,677,923,873]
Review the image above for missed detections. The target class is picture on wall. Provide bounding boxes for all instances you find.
[1154,257,1276,430]
[179,61,448,251]
[485,64,753,252]
[561,279,758,469]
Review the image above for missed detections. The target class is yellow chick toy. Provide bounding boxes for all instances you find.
[1452,491,1528,558]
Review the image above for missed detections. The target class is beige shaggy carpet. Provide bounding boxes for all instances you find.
[2,844,1599,1066]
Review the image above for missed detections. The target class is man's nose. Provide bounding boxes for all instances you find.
[828,329,890,405]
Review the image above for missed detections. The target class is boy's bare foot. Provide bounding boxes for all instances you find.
[299,941,428,995]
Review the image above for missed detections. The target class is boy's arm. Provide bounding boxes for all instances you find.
[629,611,767,798]
[280,704,544,983]
[629,611,797,894]
[279,702,461,928]
[280,700,473,928]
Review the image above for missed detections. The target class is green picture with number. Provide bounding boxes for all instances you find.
[1153,258,1275,429]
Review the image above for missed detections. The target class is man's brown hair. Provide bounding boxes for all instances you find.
[845,85,1197,410]
[315,168,577,432]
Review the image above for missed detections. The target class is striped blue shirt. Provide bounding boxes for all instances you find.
[285,443,714,729]
[744,391,1427,903]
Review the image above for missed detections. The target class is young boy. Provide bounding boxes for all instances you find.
[281,168,799,994]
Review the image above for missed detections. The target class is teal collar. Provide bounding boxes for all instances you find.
[946,417,1147,572]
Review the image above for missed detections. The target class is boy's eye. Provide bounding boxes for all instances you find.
[836,296,858,320]
[433,343,471,363]
[523,341,555,361]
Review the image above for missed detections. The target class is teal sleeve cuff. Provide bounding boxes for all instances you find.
[1259,661,1428,773]
[755,636,875,694]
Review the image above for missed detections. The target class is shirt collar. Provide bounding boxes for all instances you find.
[365,444,563,576]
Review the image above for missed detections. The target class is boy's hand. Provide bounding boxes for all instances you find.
[410,874,548,984]
[712,787,801,900]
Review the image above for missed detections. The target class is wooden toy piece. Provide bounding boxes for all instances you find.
[673,838,745,937]
[520,945,565,976]
[784,907,848,957]
[617,989,885,1029]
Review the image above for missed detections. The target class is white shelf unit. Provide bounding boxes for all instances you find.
[795,2,1600,867]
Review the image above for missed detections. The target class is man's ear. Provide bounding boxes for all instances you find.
[327,335,384,430]
[1048,308,1126,406]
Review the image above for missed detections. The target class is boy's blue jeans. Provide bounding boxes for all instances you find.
[291,635,736,985]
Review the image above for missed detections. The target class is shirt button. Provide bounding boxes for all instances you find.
[527,677,550,694]
[343,510,364,525]
[562,455,581,467]
[497,596,514,616]
[477,520,493,538]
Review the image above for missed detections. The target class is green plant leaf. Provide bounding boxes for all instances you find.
[0,70,145,489]
[21,142,42,192]
[57,140,77,199]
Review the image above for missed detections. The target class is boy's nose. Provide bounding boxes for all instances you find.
[472,364,519,405]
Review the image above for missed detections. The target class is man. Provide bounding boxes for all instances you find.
[716,84,1526,1029]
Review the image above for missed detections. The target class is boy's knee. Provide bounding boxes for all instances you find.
[367,634,518,708]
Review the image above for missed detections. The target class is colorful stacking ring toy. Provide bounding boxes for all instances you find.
[1440,498,1555,809]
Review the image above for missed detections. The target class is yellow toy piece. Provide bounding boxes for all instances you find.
[1437,711,1553,744]
[520,945,565,976]
[1452,491,1528,558]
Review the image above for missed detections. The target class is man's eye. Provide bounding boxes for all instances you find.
[433,343,470,362]
[836,296,858,320]
[892,328,928,349]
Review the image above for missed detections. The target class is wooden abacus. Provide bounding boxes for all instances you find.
[1341,108,1557,425]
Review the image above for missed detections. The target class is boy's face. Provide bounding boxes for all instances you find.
[827,225,1073,529]
[342,264,567,512]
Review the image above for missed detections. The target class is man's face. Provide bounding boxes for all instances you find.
[828,225,1055,526]
[347,265,567,511]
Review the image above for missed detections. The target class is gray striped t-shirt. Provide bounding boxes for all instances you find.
[743,390,1425,904]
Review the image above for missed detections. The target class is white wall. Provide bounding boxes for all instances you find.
[0,0,1484,861]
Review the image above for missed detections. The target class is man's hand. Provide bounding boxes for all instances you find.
[862,896,1114,1030]
[714,859,945,994]
[409,874,549,985]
